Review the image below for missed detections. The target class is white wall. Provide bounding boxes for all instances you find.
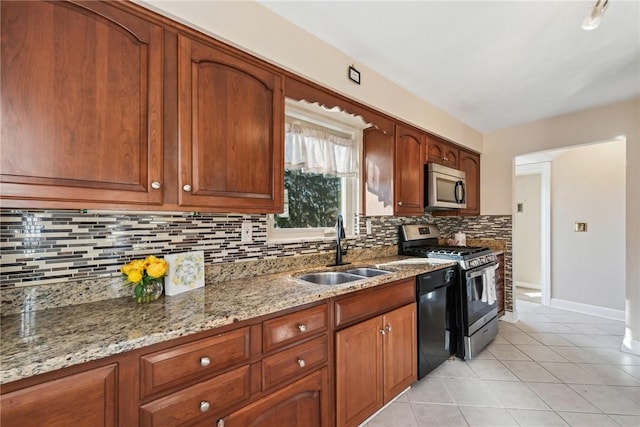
[482,97,640,354]
[551,141,626,311]
[514,174,541,288]
[135,0,483,152]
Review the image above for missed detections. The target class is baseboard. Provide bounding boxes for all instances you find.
[357,386,411,427]
[516,281,541,290]
[622,334,640,356]
[550,298,625,321]
[500,310,518,323]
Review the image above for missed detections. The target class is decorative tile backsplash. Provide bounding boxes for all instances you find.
[0,209,512,311]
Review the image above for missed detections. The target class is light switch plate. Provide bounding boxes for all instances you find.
[366,220,372,235]
[241,221,252,242]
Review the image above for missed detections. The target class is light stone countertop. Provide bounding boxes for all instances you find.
[0,256,455,385]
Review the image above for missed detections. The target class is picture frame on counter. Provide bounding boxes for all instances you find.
[164,250,205,296]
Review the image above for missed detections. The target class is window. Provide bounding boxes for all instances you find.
[268,101,366,242]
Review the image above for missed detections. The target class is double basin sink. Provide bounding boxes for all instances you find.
[297,267,391,285]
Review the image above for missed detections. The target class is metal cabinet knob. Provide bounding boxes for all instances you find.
[200,356,211,367]
[200,401,210,412]
[380,329,386,335]
[397,201,403,206]
[217,419,225,427]
[385,325,392,333]
[297,324,307,332]
[297,359,306,368]
[151,181,161,190]
[183,184,192,192]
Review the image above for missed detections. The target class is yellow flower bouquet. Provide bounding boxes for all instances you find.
[121,255,168,303]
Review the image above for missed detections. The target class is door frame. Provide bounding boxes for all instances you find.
[514,162,551,307]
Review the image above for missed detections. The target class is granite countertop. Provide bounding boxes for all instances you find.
[0,256,455,385]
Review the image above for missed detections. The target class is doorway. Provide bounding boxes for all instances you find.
[514,161,550,307]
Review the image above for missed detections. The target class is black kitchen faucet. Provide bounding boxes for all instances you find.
[330,214,349,267]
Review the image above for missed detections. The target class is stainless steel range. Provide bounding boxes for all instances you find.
[400,224,500,361]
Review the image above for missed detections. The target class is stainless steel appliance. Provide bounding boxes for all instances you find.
[425,163,466,209]
[400,224,499,360]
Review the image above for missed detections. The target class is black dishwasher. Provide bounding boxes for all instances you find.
[417,266,458,379]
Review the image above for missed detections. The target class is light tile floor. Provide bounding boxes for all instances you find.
[364,300,640,427]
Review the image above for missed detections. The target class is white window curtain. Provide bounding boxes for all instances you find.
[284,121,358,177]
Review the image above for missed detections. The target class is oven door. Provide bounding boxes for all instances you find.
[464,262,499,335]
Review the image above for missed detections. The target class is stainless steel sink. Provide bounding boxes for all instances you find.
[297,272,364,285]
[297,267,391,285]
[344,268,391,277]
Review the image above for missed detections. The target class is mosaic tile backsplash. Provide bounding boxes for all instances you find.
[0,209,512,311]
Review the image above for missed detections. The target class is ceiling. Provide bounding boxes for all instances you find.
[259,1,640,132]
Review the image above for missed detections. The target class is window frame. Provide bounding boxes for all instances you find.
[267,102,365,243]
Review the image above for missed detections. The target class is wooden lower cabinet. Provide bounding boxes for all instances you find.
[220,368,330,427]
[0,364,117,427]
[336,303,417,427]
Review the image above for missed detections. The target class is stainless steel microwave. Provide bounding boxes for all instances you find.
[426,163,467,209]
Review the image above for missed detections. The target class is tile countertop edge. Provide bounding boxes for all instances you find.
[0,256,456,385]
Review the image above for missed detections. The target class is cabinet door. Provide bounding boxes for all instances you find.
[335,316,383,427]
[427,137,458,168]
[178,35,284,212]
[0,1,164,207]
[0,364,117,427]
[363,127,395,216]
[382,304,417,402]
[221,368,329,427]
[394,125,424,216]
[459,149,480,216]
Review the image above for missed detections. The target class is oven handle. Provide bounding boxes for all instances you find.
[466,263,499,280]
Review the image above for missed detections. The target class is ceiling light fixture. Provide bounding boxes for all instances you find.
[582,0,609,30]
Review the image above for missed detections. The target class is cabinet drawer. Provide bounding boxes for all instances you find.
[263,303,328,353]
[140,364,257,427]
[141,327,252,398]
[262,335,328,391]
[335,279,415,329]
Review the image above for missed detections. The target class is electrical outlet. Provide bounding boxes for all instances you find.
[241,222,252,243]
[366,220,372,235]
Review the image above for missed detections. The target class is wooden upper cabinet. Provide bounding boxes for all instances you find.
[0,1,164,207]
[394,125,424,216]
[177,35,284,212]
[426,136,459,169]
[458,149,480,216]
[363,127,395,216]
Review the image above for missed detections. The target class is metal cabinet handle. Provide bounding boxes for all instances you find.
[200,356,211,367]
[380,329,386,335]
[183,184,192,192]
[385,325,392,333]
[397,201,403,206]
[200,401,210,412]
[151,181,161,190]
[297,359,306,368]
[297,324,307,332]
